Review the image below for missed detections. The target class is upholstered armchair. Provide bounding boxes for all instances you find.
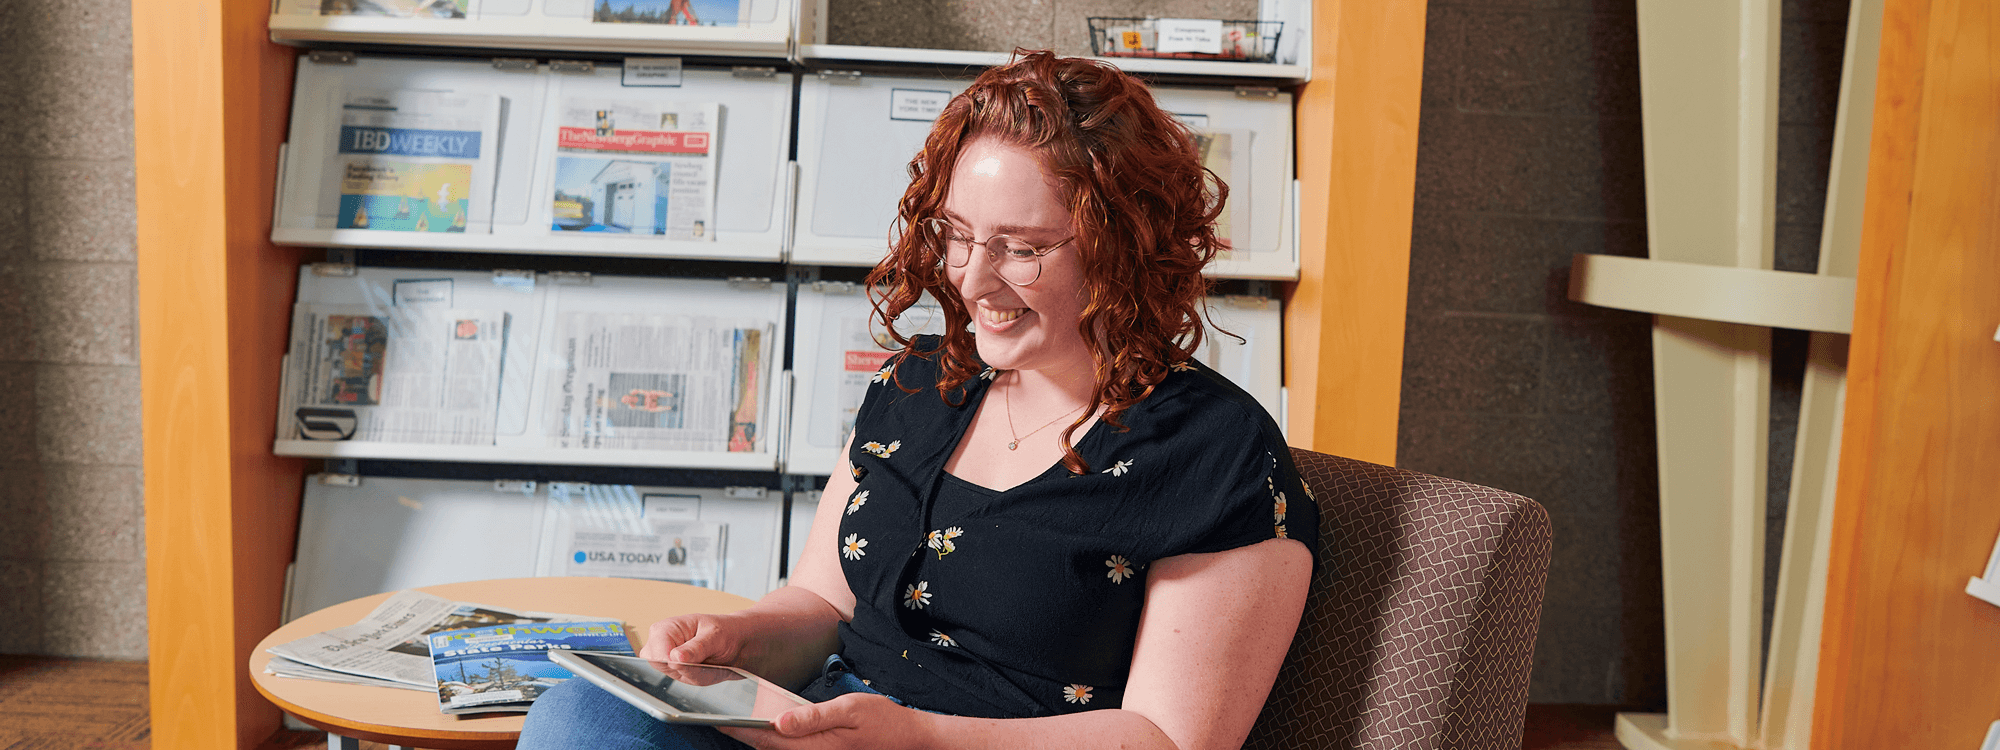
[1244,449,1553,750]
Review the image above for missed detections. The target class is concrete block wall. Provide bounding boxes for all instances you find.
[0,0,147,659]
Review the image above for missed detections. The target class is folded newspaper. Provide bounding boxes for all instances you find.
[429,620,632,714]
[265,591,609,691]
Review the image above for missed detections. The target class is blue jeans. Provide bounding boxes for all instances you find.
[518,655,903,750]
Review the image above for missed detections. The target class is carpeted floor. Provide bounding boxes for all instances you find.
[0,655,1626,749]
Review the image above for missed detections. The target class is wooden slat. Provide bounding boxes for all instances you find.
[1813,0,2000,747]
[1283,0,1427,464]
[136,0,310,747]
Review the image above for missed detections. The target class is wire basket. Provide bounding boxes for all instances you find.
[1086,17,1283,63]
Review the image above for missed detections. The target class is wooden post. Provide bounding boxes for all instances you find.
[1814,0,2000,747]
[1284,0,1428,465]
[134,0,309,746]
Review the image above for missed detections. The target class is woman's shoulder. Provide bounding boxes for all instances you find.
[1137,360,1283,442]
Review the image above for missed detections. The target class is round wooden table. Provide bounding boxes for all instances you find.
[249,577,755,750]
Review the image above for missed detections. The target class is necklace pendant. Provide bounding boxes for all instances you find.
[1007,440,1019,450]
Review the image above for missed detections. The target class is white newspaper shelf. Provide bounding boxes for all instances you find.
[287,475,785,622]
[275,54,794,261]
[792,0,1312,82]
[783,288,1282,477]
[275,266,789,470]
[270,0,793,58]
[792,71,1296,279]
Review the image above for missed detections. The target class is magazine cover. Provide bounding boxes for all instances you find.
[429,620,633,714]
[591,0,743,26]
[321,0,469,18]
[549,99,719,240]
[326,89,501,233]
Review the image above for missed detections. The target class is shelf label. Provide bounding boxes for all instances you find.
[1157,18,1225,55]
[623,57,683,87]
[890,89,952,122]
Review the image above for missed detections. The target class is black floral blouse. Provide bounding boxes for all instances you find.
[834,336,1320,719]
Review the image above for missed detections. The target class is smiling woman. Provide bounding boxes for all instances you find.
[519,51,1316,750]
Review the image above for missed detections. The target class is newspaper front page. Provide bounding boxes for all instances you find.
[545,484,726,588]
[549,99,719,240]
[266,591,593,689]
[324,89,500,232]
[546,312,769,452]
[279,304,507,445]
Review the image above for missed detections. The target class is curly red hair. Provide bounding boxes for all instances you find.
[864,50,1229,475]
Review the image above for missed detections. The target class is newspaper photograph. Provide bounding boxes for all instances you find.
[266,591,592,689]
[546,312,768,452]
[324,89,500,233]
[549,99,719,240]
[592,0,744,26]
[279,303,507,445]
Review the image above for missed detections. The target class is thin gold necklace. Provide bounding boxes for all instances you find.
[1002,371,1088,451]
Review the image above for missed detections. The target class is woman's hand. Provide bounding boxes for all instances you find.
[719,693,933,750]
[639,612,745,666]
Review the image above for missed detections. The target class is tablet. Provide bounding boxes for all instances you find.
[548,651,814,728]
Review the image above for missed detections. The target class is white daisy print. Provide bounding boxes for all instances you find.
[1102,460,1133,476]
[862,440,902,459]
[1275,524,1289,539]
[1105,555,1134,584]
[872,363,895,384]
[842,534,869,560]
[1170,361,1195,372]
[903,582,933,610]
[1064,684,1094,704]
[1273,491,1288,523]
[929,630,956,647]
[847,490,870,515]
[851,464,865,480]
[926,527,965,557]
[1301,477,1316,501]
[979,367,998,380]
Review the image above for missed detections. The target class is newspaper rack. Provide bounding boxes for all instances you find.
[273,53,795,262]
[273,266,789,471]
[792,70,1297,279]
[270,0,794,59]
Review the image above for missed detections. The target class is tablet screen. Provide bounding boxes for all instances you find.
[559,653,809,723]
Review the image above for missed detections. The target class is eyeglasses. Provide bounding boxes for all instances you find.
[923,217,1074,286]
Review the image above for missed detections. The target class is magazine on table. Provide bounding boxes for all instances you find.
[429,620,634,714]
[277,303,508,445]
[544,312,768,452]
[549,99,719,240]
[323,89,501,233]
[265,591,600,690]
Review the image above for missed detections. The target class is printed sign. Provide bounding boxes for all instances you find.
[1156,18,1225,55]
[622,57,684,87]
[890,89,953,122]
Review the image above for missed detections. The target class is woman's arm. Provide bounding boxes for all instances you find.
[730,536,1315,750]
[639,435,864,690]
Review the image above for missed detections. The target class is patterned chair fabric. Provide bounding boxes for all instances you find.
[1243,449,1552,750]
